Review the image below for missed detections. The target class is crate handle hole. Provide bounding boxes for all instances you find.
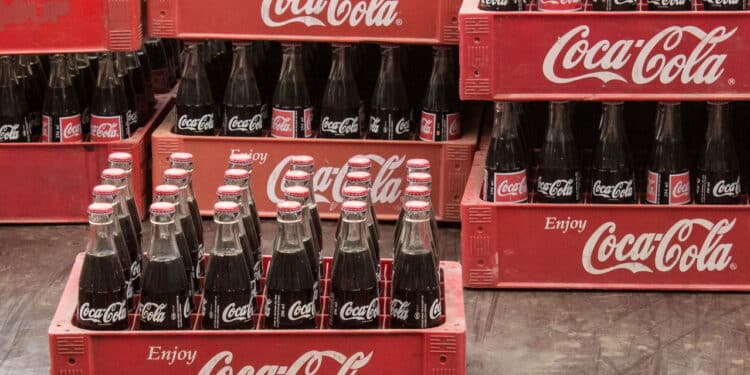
[473,37,480,44]
[451,17,458,24]
[160,10,167,17]
[478,259,485,266]
[439,354,448,363]
[474,70,480,77]
[68,358,76,365]
[477,226,484,233]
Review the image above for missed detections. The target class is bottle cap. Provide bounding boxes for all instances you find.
[214,201,240,213]
[404,200,430,212]
[225,168,250,180]
[285,186,311,198]
[406,158,430,170]
[216,185,242,196]
[164,168,189,179]
[101,168,127,179]
[407,172,432,184]
[92,184,118,197]
[108,152,133,163]
[154,184,179,196]
[277,201,303,213]
[291,155,314,166]
[347,157,371,168]
[346,171,371,183]
[229,153,253,166]
[342,186,368,197]
[342,201,368,213]
[169,152,194,162]
[88,202,114,215]
[284,170,310,182]
[405,185,430,197]
[150,202,176,214]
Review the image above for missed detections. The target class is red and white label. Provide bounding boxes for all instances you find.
[271,108,295,138]
[493,170,528,203]
[60,114,82,143]
[538,0,582,11]
[646,171,659,204]
[419,111,436,141]
[41,115,50,142]
[447,112,461,140]
[670,172,691,205]
[303,107,313,138]
[90,115,123,142]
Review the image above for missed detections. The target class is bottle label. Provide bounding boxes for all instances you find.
[703,0,743,9]
[447,112,461,140]
[139,296,191,329]
[151,68,171,92]
[419,111,461,142]
[538,0,583,11]
[487,170,529,203]
[696,174,741,203]
[59,114,83,143]
[647,170,691,205]
[78,301,127,325]
[303,107,313,138]
[271,108,295,138]
[390,294,441,328]
[224,107,264,136]
[0,123,23,142]
[205,294,254,329]
[336,298,379,322]
[648,0,690,8]
[90,114,124,141]
[126,109,138,131]
[646,171,660,204]
[591,0,637,10]
[419,111,436,141]
[321,116,360,137]
[479,0,525,10]
[537,175,579,201]
[177,113,214,134]
[670,172,691,205]
[711,176,741,198]
[592,179,634,201]
[41,115,49,142]
[264,290,316,328]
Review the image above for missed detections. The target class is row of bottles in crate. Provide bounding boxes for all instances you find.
[484,101,745,205]
[77,151,444,331]
[0,39,180,143]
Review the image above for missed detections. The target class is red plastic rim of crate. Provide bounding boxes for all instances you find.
[461,151,750,291]
[147,0,461,45]
[49,254,466,374]
[459,0,750,101]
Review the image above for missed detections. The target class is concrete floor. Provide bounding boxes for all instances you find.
[1,220,749,374]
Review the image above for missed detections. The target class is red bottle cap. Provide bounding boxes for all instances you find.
[406,158,430,170]
[101,168,127,180]
[150,202,176,214]
[405,185,430,197]
[164,168,189,179]
[217,185,242,196]
[346,171,371,183]
[154,184,179,196]
[92,184,118,196]
[108,152,133,163]
[342,201,368,213]
[291,155,314,166]
[285,186,311,198]
[224,168,250,180]
[404,201,430,212]
[214,201,240,213]
[347,157,371,168]
[284,170,310,181]
[229,153,253,165]
[88,202,114,215]
[169,152,194,162]
[342,186,368,197]
[407,172,432,184]
[277,201,303,213]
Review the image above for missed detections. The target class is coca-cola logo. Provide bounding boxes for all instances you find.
[267,154,404,207]
[90,115,122,141]
[271,108,295,138]
[447,113,460,140]
[712,177,741,198]
[482,0,510,5]
[0,124,21,141]
[227,115,263,133]
[543,26,736,85]
[78,301,127,324]
[539,0,582,6]
[260,0,399,28]
[537,178,575,197]
[428,299,441,320]
[419,112,435,141]
[131,261,141,280]
[390,299,410,321]
[140,302,168,323]
[648,0,688,5]
[60,114,82,142]
[287,300,315,321]
[199,350,373,375]
[492,170,528,203]
[582,219,735,275]
[704,0,739,4]
[339,299,379,321]
[592,180,634,200]
[394,118,410,135]
[177,114,214,132]
[221,302,253,323]
[126,110,138,126]
[670,172,691,204]
[41,115,50,142]
[321,116,359,135]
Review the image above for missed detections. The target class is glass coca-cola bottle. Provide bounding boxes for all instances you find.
[536,101,581,203]
[420,46,461,142]
[42,54,82,143]
[90,53,129,142]
[216,185,259,296]
[168,152,205,247]
[226,156,263,241]
[393,185,440,265]
[695,102,742,204]
[0,56,30,143]
[336,186,380,275]
[284,186,321,311]
[139,202,192,330]
[77,203,128,330]
[13,57,39,141]
[154,184,198,303]
[223,43,264,137]
[271,43,313,139]
[646,102,691,205]
[485,102,528,203]
[144,38,171,93]
[223,169,262,274]
[136,48,155,106]
[282,170,323,248]
[163,168,204,281]
[391,201,442,329]
[91,185,134,312]
[68,54,92,136]
[125,52,149,124]
[330,200,380,329]
[319,43,361,139]
[265,201,316,329]
[345,158,380,235]
[101,168,142,293]
[342,174,381,277]
[203,202,255,330]
[591,102,636,204]
[107,152,143,242]
[368,45,411,140]
[176,43,215,136]
[113,52,138,134]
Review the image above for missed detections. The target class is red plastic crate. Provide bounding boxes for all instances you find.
[0,94,174,224]
[49,254,466,375]
[150,105,482,222]
[147,0,461,44]
[461,151,750,290]
[0,0,142,54]
[459,0,750,101]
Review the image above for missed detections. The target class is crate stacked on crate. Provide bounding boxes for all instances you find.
[147,0,477,222]
[459,0,750,290]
